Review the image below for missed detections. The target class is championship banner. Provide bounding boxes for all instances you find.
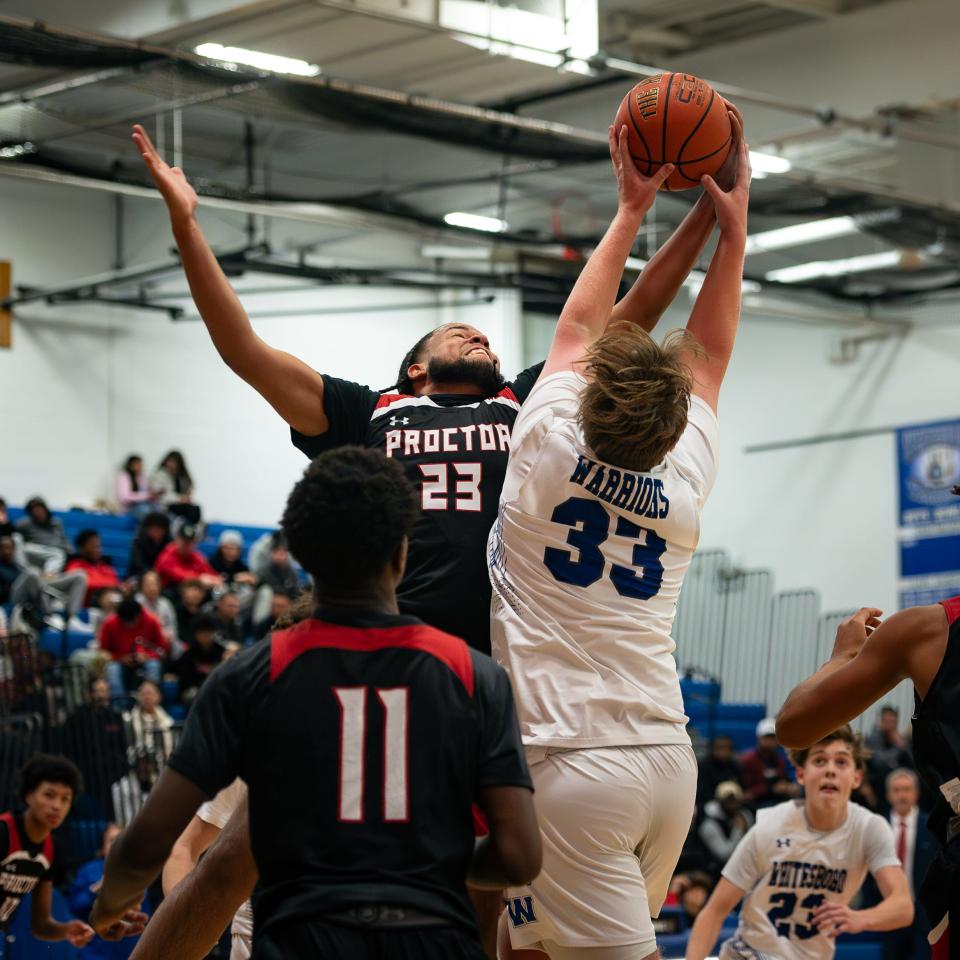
[897,418,960,608]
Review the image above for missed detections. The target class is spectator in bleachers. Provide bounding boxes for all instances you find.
[251,533,300,625]
[111,748,160,828]
[150,450,200,524]
[124,680,175,761]
[740,717,799,809]
[155,521,221,593]
[99,598,169,697]
[63,677,128,821]
[173,578,205,649]
[0,496,13,539]
[68,822,147,960]
[116,455,157,521]
[209,530,257,590]
[677,872,714,927]
[66,530,121,607]
[0,533,87,631]
[127,512,171,581]
[866,707,914,801]
[136,570,179,657]
[253,591,292,641]
[15,496,72,574]
[698,781,754,876]
[697,734,742,807]
[208,590,244,645]
[176,613,224,703]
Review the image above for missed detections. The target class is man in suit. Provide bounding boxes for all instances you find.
[883,768,937,960]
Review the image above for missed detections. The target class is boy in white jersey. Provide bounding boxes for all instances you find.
[686,727,912,960]
[490,112,750,959]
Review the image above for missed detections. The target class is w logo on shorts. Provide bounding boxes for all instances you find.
[507,896,537,927]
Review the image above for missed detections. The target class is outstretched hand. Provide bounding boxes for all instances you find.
[609,124,673,218]
[700,110,750,237]
[132,124,198,226]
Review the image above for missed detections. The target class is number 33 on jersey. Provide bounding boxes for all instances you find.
[488,371,720,750]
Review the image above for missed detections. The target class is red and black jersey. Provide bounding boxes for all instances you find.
[291,364,544,654]
[168,607,532,943]
[0,811,53,927]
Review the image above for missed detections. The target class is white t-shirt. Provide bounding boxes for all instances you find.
[721,800,901,960]
[197,779,253,943]
[488,371,719,748]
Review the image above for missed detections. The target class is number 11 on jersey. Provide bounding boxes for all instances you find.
[334,686,410,823]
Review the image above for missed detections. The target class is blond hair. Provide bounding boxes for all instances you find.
[579,326,699,472]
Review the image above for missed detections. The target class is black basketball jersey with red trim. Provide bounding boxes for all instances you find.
[0,812,54,927]
[168,608,531,942]
[914,596,960,847]
[290,364,544,654]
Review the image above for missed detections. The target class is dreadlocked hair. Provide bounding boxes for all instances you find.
[579,325,701,473]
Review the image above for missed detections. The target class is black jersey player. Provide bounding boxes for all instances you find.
[92,447,541,959]
[777,559,960,957]
[132,121,733,656]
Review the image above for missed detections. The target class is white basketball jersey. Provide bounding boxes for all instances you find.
[721,800,900,960]
[488,370,719,748]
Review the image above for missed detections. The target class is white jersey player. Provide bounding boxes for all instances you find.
[491,114,751,959]
[686,729,913,960]
[162,778,252,960]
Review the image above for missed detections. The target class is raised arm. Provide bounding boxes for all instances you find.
[682,111,749,412]
[776,604,946,749]
[541,127,673,378]
[132,125,327,435]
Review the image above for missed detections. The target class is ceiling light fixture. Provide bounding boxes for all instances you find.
[194,43,320,77]
[765,249,905,283]
[748,150,791,180]
[745,216,859,256]
[0,142,35,159]
[444,211,507,233]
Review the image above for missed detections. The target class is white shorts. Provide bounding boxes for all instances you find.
[505,743,696,952]
[229,900,253,960]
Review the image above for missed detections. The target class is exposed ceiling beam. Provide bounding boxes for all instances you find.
[757,0,843,16]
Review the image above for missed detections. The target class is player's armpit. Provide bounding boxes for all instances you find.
[777,605,943,748]
[236,346,329,437]
[130,799,256,960]
[470,785,541,888]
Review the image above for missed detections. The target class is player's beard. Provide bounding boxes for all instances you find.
[427,356,505,395]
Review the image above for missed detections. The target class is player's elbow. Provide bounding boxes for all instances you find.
[774,706,809,749]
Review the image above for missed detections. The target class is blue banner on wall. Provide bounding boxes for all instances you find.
[897,418,960,608]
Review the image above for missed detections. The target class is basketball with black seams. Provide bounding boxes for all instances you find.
[615,73,733,191]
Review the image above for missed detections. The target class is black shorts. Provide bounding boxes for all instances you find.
[253,921,487,960]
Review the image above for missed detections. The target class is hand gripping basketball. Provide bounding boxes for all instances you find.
[609,124,673,218]
[699,111,751,237]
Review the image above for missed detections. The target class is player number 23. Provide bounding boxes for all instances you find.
[543,496,666,599]
[767,891,825,940]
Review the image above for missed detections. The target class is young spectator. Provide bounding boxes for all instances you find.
[698,781,754,875]
[208,530,257,589]
[69,822,148,960]
[127,512,171,581]
[176,613,224,703]
[150,450,200,524]
[0,534,87,630]
[740,717,799,809]
[251,533,299,624]
[66,530,121,607]
[111,749,160,828]
[252,591,292,641]
[124,680,175,762]
[697,734,743,807]
[154,522,220,593]
[116,455,156,521]
[136,570,179,656]
[865,707,914,806]
[15,496,71,574]
[677,872,715,927]
[99,598,169,697]
[0,755,98,948]
[207,590,244,645]
[172,578,205,649]
[62,677,128,821]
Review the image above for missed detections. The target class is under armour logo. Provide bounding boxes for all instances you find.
[507,896,537,927]
[776,838,791,848]
[389,416,410,426]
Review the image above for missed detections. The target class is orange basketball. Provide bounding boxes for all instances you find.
[614,73,733,192]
